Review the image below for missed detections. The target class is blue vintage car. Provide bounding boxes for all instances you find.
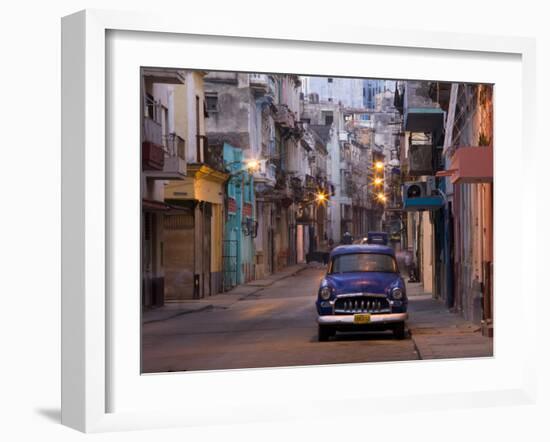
[316,244,408,341]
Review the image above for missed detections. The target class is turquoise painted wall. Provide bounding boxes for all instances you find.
[223,143,255,286]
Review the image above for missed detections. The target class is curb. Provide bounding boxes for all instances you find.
[142,264,311,323]
[143,304,214,324]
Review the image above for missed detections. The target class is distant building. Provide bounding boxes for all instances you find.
[363,79,396,110]
[304,76,364,108]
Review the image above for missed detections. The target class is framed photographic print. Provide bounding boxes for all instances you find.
[61,9,537,433]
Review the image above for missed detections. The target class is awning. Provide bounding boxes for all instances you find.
[403,195,445,211]
[436,146,493,184]
[142,198,171,212]
[141,68,185,84]
[404,107,444,132]
[142,198,193,213]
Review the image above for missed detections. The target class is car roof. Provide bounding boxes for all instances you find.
[330,244,395,257]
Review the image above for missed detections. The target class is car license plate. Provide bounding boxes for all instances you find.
[354,314,371,324]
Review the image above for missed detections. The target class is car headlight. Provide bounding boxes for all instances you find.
[392,288,404,300]
[319,286,332,301]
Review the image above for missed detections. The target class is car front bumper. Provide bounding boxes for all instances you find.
[317,313,408,325]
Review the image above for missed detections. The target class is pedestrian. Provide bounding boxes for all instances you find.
[341,231,353,245]
[404,250,417,282]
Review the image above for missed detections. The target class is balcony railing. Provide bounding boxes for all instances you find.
[143,116,163,145]
[195,135,224,172]
[142,115,164,171]
[160,133,186,178]
[304,174,317,189]
[290,176,304,201]
[166,133,185,159]
[253,161,277,185]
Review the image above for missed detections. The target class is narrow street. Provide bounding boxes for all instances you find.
[142,265,492,373]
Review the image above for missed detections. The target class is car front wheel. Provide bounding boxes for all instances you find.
[393,322,406,340]
[318,324,334,341]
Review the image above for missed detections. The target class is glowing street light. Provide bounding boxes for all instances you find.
[374,161,384,171]
[373,177,383,186]
[376,192,387,203]
[244,158,261,173]
[315,191,328,204]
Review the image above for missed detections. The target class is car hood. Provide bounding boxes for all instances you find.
[326,272,400,294]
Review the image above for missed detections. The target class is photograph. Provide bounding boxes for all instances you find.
[140,69,494,373]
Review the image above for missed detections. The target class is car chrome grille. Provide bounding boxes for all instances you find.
[334,296,390,314]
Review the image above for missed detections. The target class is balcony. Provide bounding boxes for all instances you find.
[253,161,277,186]
[249,74,273,96]
[161,134,187,179]
[273,104,296,129]
[195,135,225,172]
[436,146,493,184]
[142,123,187,179]
[142,117,164,171]
[290,176,304,202]
[304,174,317,190]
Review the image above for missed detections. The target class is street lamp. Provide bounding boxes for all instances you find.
[225,158,263,175]
[374,161,384,171]
[315,190,328,205]
[244,158,261,174]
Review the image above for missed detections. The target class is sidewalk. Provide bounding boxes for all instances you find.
[142,263,309,324]
[406,283,493,359]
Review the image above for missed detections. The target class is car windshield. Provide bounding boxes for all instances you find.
[330,253,397,274]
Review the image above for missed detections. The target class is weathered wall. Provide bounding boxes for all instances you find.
[204,74,253,151]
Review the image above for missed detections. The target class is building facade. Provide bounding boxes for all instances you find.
[397,80,493,335]
[162,71,228,300]
[140,68,187,307]
[204,72,313,277]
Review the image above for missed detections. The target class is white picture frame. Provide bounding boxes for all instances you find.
[61,9,537,433]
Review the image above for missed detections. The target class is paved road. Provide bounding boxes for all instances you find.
[142,265,492,373]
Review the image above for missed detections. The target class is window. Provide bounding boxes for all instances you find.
[324,113,334,125]
[327,78,333,83]
[205,92,218,113]
[330,253,397,274]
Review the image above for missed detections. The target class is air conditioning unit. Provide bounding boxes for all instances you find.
[403,181,427,200]
[402,180,444,211]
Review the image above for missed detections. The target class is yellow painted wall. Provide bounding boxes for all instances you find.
[211,204,223,273]
[195,177,224,204]
[421,211,433,294]
[165,175,224,205]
